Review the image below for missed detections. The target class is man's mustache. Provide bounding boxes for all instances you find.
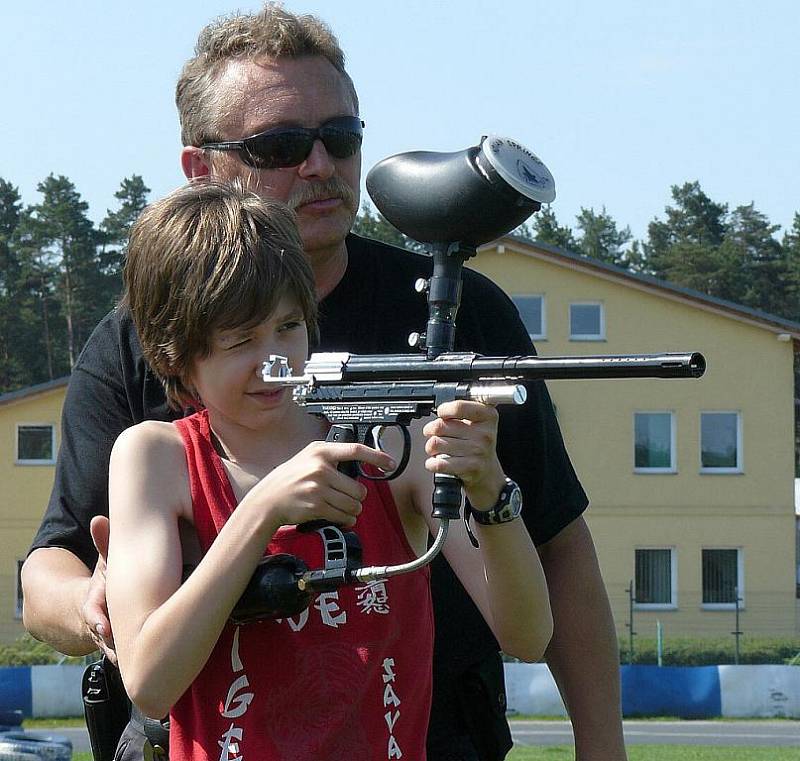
[288,178,357,212]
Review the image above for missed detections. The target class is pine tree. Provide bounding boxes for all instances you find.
[575,206,633,268]
[100,175,150,271]
[643,181,730,297]
[12,205,63,381]
[352,202,422,251]
[98,175,151,312]
[0,179,27,391]
[25,175,99,370]
[527,206,578,251]
[719,203,785,315]
[782,213,800,322]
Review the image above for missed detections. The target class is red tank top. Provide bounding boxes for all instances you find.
[169,411,433,761]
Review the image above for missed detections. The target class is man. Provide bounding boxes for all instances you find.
[22,5,627,760]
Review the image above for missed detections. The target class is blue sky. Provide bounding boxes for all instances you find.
[2,0,798,241]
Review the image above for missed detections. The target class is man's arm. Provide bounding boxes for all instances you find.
[22,547,98,656]
[538,516,627,761]
[22,310,165,658]
[460,276,627,757]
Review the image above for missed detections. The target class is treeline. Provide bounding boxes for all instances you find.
[2,175,799,397]
[356,180,800,326]
[0,175,149,393]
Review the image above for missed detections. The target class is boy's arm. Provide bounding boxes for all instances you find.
[108,426,393,719]
[408,402,553,663]
[107,423,235,719]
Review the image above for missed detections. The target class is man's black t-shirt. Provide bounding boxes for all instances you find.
[31,233,587,750]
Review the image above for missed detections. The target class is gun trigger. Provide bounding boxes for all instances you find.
[371,425,386,452]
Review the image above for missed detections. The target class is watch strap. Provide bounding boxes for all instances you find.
[463,478,523,547]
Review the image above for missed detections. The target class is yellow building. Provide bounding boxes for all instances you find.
[0,377,68,644]
[470,235,799,640]
[1,235,798,645]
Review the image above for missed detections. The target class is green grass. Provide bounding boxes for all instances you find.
[21,722,798,761]
[51,748,779,760]
[67,743,800,761]
[508,747,797,760]
[57,746,800,761]
[22,717,87,728]
[509,714,797,722]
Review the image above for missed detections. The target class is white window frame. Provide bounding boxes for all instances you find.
[634,547,678,610]
[699,411,742,474]
[701,547,744,610]
[569,301,605,341]
[512,294,547,341]
[633,411,677,474]
[15,423,56,465]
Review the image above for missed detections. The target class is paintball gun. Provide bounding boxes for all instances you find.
[230,135,706,622]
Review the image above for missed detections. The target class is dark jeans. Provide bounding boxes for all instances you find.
[113,720,147,761]
[427,734,482,761]
[426,651,513,761]
[114,712,168,761]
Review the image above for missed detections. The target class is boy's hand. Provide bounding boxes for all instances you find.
[247,442,395,529]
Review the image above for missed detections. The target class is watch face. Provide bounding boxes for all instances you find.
[471,479,523,525]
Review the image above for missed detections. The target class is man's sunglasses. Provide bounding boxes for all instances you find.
[200,116,365,170]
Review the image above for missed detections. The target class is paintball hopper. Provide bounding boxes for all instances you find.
[366,135,555,247]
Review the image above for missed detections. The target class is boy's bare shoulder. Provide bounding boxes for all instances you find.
[110,420,192,518]
[111,420,185,469]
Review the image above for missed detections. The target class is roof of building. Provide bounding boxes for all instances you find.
[489,235,800,340]
[0,376,70,407]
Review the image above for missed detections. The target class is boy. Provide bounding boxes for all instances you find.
[106,180,552,761]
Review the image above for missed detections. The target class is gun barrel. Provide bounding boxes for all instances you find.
[316,351,706,383]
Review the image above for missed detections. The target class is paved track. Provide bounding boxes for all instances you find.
[510,719,800,747]
[41,719,800,753]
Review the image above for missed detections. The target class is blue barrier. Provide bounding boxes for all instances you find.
[2,663,799,718]
[0,667,32,716]
[621,665,721,718]
[0,665,83,717]
[505,663,800,718]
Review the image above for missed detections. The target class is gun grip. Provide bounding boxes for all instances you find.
[431,473,463,521]
[327,424,359,479]
[298,425,359,534]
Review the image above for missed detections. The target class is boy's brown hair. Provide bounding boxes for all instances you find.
[123,179,317,408]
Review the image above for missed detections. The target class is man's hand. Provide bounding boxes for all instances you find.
[82,516,116,663]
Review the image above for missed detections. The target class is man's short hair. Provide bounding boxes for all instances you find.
[176,2,358,147]
[123,179,318,408]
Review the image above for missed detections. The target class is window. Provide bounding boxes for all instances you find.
[569,302,604,340]
[635,548,676,608]
[513,295,546,340]
[700,412,741,473]
[16,424,55,464]
[702,548,743,608]
[634,412,675,472]
[15,560,23,619]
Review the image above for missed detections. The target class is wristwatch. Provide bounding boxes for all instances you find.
[468,478,523,525]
